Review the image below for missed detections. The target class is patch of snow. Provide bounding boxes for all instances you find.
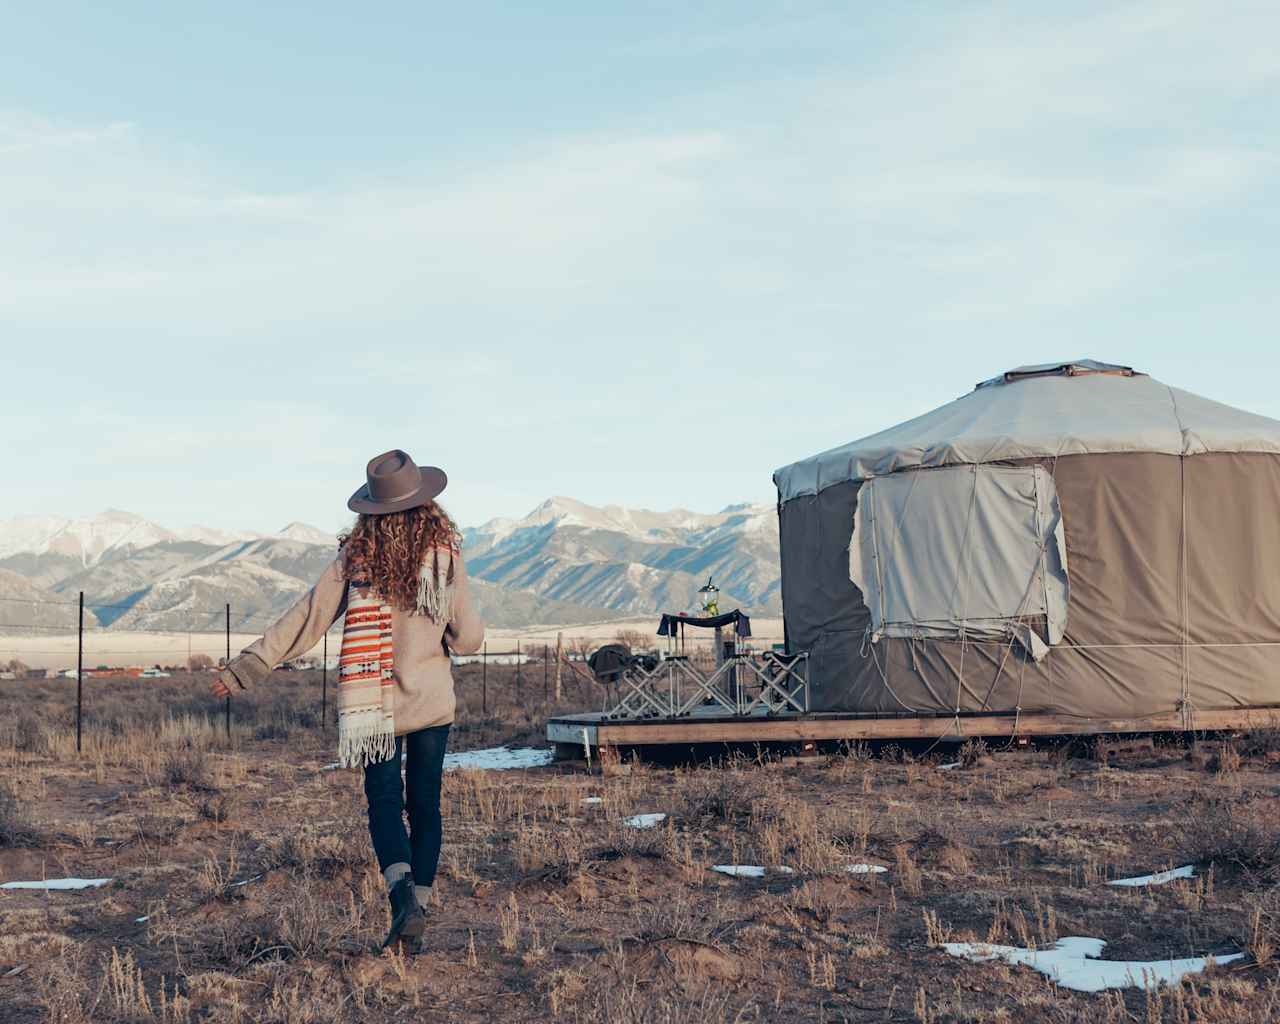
[942,936,1244,993]
[712,865,795,878]
[320,746,554,773]
[445,747,555,771]
[581,797,604,805]
[174,525,262,546]
[1,877,112,891]
[844,864,889,875]
[274,522,337,547]
[938,762,962,771]
[228,874,262,889]
[623,813,667,829]
[135,915,149,923]
[1109,865,1196,888]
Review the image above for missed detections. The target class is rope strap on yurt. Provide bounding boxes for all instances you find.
[1172,395,1195,733]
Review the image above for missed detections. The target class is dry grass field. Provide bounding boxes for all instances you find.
[3,666,1280,1022]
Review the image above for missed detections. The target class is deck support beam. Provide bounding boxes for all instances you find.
[549,706,1280,753]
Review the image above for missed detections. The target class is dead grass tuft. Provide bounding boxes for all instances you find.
[0,787,42,847]
[1173,796,1280,882]
[12,711,51,755]
[162,747,214,791]
[194,791,239,823]
[263,829,372,878]
[678,770,752,822]
[33,950,97,1024]
[565,971,758,1024]
[1238,725,1280,759]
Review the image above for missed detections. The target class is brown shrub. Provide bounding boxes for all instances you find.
[13,711,49,754]
[678,770,751,822]
[566,972,758,1024]
[263,830,372,877]
[163,747,213,790]
[1239,726,1280,759]
[1173,796,1280,881]
[0,788,41,847]
[32,948,95,1024]
[196,792,239,823]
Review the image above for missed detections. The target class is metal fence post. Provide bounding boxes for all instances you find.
[554,632,563,701]
[516,640,521,706]
[224,603,231,738]
[75,591,84,754]
[543,643,548,702]
[482,642,487,715]
[321,630,328,729]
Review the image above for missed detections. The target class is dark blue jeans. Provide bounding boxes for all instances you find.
[362,724,450,886]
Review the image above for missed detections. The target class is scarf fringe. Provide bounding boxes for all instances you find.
[415,549,455,624]
[338,709,396,769]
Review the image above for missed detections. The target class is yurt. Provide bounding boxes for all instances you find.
[772,360,1280,722]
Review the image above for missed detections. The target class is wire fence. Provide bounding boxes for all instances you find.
[0,593,784,753]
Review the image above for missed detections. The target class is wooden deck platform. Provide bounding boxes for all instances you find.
[547,704,1280,756]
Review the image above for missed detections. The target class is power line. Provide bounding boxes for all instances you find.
[0,617,279,633]
[0,595,295,618]
[0,649,246,655]
[0,623,109,632]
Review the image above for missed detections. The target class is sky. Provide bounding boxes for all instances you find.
[3,1,1277,534]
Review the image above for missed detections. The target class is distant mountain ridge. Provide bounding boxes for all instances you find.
[463,496,780,617]
[0,500,781,632]
[0,569,101,631]
[0,509,336,566]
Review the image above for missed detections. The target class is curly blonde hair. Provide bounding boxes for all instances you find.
[338,501,461,614]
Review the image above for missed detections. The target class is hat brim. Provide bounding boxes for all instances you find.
[347,466,447,514]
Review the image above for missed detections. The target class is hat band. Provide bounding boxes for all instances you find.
[368,480,423,503]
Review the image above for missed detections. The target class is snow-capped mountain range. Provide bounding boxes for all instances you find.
[0,500,780,632]
[0,509,337,564]
[464,497,780,617]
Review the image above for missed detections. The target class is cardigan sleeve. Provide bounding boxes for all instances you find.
[221,556,348,690]
[444,551,486,655]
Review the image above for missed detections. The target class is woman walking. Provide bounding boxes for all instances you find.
[212,449,484,950]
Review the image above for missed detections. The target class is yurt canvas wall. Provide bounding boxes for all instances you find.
[773,362,1280,719]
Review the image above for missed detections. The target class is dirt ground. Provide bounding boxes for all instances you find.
[3,669,1280,1022]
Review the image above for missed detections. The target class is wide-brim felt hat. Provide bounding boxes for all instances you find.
[348,449,447,514]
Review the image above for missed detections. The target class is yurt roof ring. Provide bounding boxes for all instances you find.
[974,359,1140,390]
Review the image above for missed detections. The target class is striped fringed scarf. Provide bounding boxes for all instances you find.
[337,548,457,768]
[337,586,396,769]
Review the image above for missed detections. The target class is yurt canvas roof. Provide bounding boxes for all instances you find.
[774,360,1280,501]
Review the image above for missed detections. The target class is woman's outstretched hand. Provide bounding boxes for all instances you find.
[211,671,233,698]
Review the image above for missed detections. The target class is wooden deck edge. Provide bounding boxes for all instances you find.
[548,706,1280,746]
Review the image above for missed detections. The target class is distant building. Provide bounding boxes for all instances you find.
[451,653,532,666]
